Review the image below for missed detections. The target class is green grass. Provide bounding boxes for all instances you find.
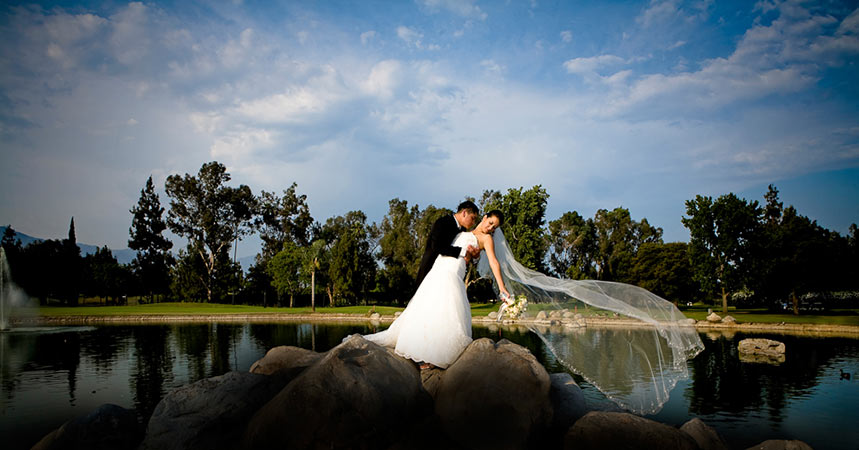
[680,306,859,326]
[35,303,405,317]
[29,302,859,326]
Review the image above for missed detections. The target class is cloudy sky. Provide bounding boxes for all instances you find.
[1,0,858,258]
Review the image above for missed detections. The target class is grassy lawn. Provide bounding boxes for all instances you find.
[679,306,859,326]
[34,302,405,317]
[29,302,859,326]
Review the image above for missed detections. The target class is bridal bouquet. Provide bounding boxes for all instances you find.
[504,294,528,319]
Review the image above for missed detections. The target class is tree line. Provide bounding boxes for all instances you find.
[2,161,857,313]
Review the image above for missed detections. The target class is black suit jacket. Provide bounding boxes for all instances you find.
[415,214,464,288]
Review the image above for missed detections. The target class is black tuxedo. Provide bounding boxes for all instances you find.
[415,214,465,288]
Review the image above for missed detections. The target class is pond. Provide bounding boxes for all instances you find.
[1,323,857,450]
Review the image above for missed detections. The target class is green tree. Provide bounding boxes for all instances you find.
[481,186,550,272]
[170,247,207,301]
[374,198,423,303]
[629,242,697,305]
[267,241,304,307]
[752,185,845,313]
[593,207,663,282]
[302,239,328,311]
[322,211,376,306]
[256,184,314,258]
[682,193,761,313]
[547,211,598,279]
[82,246,133,304]
[129,176,174,302]
[165,161,256,302]
[61,217,82,306]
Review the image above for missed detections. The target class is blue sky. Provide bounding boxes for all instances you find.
[1,0,858,258]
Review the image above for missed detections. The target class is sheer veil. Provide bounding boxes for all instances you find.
[477,229,704,414]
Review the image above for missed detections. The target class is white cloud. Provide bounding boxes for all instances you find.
[397,25,422,45]
[587,2,858,116]
[560,30,573,43]
[637,0,682,28]
[360,30,377,45]
[563,55,625,76]
[362,60,403,99]
[480,59,504,75]
[419,0,488,20]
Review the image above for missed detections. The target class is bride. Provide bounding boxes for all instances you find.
[362,210,509,369]
[363,207,703,414]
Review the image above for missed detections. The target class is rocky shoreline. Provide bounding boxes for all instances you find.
[31,336,813,450]
[18,312,859,338]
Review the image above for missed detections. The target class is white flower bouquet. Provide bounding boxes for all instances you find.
[499,294,528,320]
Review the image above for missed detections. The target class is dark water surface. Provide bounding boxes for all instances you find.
[1,323,857,450]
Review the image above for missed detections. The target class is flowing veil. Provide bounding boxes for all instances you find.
[477,229,704,414]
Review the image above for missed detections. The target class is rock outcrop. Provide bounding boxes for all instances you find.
[434,338,553,449]
[32,403,142,450]
[244,334,432,450]
[564,412,699,450]
[738,338,786,364]
[140,372,289,450]
[33,334,815,450]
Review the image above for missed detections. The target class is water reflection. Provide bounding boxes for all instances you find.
[0,324,857,450]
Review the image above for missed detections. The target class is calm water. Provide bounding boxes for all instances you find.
[1,323,857,450]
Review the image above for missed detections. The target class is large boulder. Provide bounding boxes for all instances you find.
[32,403,142,450]
[434,338,553,449]
[248,345,322,377]
[243,335,432,450]
[139,371,288,450]
[706,312,722,323]
[564,411,698,450]
[745,440,814,450]
[680,417,729,450]
[549,373,587,433]
[738,338,786,364]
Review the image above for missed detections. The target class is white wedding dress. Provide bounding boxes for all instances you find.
[363,231,476,368]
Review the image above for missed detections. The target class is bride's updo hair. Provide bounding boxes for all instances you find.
[487,209,504,226]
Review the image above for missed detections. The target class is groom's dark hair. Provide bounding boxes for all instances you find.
[456,200,479,215]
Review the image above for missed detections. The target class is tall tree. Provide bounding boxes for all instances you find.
[593,207,663,282]
[322,211,375,306]
[302,239,328,311]
[82,246,132,304]
[481,186,550,272]
[374,198,423,303]
[267,241,304,307]
[129,176,174,302]
[256,184,314,259]
[546,211,598,279]
[682,193,761,313]
[165,161,256,302]
[61,217,81,306]
[752,186,842,313]
[629,242,697,305]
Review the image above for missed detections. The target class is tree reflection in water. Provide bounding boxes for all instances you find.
[1,324,857,450]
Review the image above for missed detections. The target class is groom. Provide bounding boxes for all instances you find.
[415,200,481,289]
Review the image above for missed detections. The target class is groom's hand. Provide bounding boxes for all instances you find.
[465,245,480,263]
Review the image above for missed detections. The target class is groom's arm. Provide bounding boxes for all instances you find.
[429,216,464,258]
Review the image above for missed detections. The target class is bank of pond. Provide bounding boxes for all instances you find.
[1,322,857,449]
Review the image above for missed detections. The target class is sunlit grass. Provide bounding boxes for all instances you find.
[36,303,404,316]
[32,301,859,326]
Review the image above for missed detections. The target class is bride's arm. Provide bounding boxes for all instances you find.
[481,234,510,300]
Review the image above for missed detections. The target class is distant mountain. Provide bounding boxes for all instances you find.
[1,225,137,265]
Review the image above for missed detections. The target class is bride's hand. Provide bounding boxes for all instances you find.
[500,288,511,304]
